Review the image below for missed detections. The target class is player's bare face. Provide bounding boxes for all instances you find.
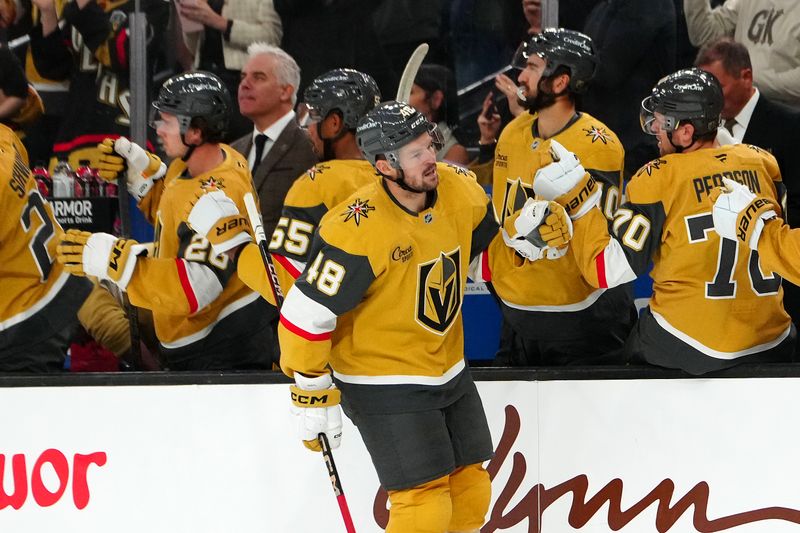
[516,54,546,102]
[397,133,439,191]
[154,113,187,159]
[652,112,676,156]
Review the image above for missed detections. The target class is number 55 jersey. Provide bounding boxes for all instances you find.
[571,143,794,374]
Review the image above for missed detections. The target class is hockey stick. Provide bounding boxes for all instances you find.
[395,43,429,102]
[243,193,356,533]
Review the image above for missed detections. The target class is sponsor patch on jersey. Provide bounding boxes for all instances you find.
[415,248,462,335]
[637,158,667,177]
[199,176,225,191]
[391,244,413,263]
[341,198,375,226]
[584,125,612,144]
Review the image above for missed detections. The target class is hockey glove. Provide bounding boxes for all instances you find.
[187,190,254,255]
[57,229,148,291]
[710,178,777,250]
[290,373,342,452]
[96,137,166,201]
[532,139,600,220]
[502,199,573,261]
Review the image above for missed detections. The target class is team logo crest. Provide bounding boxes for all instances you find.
[500,178,534,224]
[446,164,470,177]
[342,198,375,226]
[200,176,224,191]
[638,158,667,177]
[416,248,462,335]
[584,125,612,144]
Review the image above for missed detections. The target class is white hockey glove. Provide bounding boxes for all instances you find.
[710,178,777,250]
[56,229,148,291]
[290,373,342,453]
[187,190,253,255]
[502,199,573,261]
[532,139,600,220]
[97,137,167,201]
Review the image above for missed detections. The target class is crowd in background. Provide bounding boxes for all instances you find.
[1,0,799,373]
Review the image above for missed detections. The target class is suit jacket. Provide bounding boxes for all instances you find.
[742,95,800,228]
[231,119,318,239]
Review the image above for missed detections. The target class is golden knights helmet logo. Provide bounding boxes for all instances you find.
[416,248,462,335]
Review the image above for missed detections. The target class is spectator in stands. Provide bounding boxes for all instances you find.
[684,0,800,109]
[695,37,800,327]
[232,43,316,241]
[179,0,282,141]
[409,64,470,166]
[29,0,168,170]
[0,123,91,372]
[582,0,677,177]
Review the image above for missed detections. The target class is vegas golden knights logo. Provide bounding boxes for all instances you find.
[416,248,462,334]
[500,178,534,224]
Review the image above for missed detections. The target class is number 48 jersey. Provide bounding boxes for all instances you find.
[571,143,792,369]
[0,125,90,353]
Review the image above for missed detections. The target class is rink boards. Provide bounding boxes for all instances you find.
[1,370,799,532]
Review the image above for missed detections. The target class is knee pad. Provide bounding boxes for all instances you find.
[386,476,452,533]
[448,463,491,531]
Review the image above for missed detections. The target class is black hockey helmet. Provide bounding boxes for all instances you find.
[640,68,723,138]
[356,100,443,169]
[512,28,597,93]
[303,68,382,130]
[151,71,231,142]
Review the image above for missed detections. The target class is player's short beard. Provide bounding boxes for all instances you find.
[520,77,562,113]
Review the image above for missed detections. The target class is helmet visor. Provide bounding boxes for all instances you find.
[512,41,532,70]
[639,96,677,136]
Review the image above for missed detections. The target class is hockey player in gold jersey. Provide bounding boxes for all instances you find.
[234,69,383,298]
[281,102,499,532]
[473,28,636,365]
[56,72,274,370]
[712,178,800,289]
[0,124,91,371]
[535,68,795,375]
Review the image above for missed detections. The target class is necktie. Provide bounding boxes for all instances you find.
[251,134,268,174]
[724,117,737,134]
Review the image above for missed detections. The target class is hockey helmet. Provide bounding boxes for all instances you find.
[513,28,597,93]
[640,68,723,138]
[151,71,231,141]
[304,69,382,130]
[356,101,443,169]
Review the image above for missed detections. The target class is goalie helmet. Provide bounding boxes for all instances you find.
[356,101,443,169]
[151,71,231,142]
[640,68,723,138]
[512,28,597,93]
[304,69,382,130]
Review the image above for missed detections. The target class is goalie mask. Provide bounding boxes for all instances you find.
[640,68,723,140]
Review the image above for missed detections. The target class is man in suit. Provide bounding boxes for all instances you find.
[232,42,317,240]
[697,36,800,325]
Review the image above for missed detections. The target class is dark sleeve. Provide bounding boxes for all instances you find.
[29,24,73,80]
[294,235,376,316]
[470,199,499,261]
[176,222,238,287]
[269,203,329,263]
[607,199,666,276]
[0,48,28,98]
[589,167,624,220]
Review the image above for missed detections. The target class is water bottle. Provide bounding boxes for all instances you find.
[74,159,93,198]
[31,163,52,197]
[52,159,75,198]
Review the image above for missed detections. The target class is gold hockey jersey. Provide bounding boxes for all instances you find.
[278,164,498,392]
[759,219,800,287]
[126,145,262,350]
[237,159,380,298]
[571,143,791,358]
[0,124,90,352]
[480,111,626,330]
